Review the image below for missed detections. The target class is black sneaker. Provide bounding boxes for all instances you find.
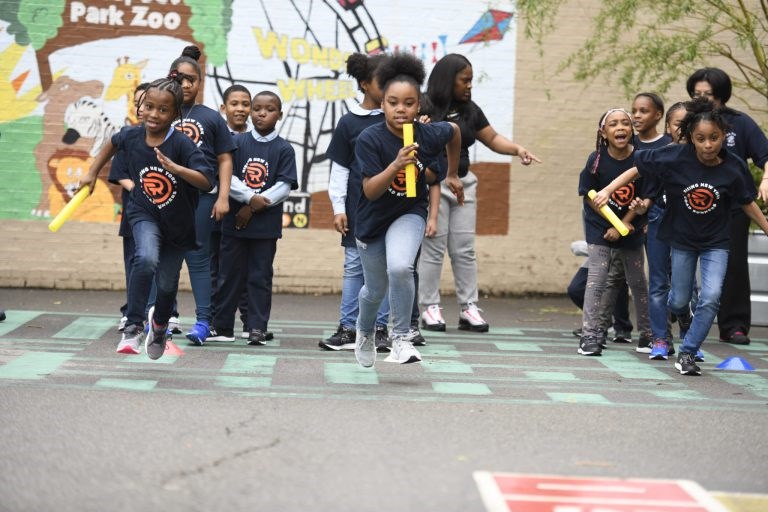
[409,324,427,346]
[207,328,235,342]
[247,329,267,346]
[145,307,168,360]
[578,337,602,356]
[612,332,632,344]
[675,352,701,376]
[375,325,390,353]
[635,334,653,353]
[319,325,356,351]
[719,330,750,345]
[265,331,274,341]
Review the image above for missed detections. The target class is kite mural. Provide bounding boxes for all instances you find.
[0,0,518,231]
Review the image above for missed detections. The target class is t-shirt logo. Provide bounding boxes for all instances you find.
[389,160,424,197]
[173,119,205,147]
[140,166,178,209]
[242,158,268,190]
[683,183,719,214]
[611,182,636,207]
[726,130,736,148]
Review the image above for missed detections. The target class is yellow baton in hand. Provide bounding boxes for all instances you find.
[402,123,416,198]
[588,189,629,236]
[48,186,90,232]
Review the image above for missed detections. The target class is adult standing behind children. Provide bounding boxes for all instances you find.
[685,68,768,346]
[418,53,540,333]
[166,45,236,346]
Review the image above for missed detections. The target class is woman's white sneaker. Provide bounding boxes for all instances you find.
[421,304,446,332]
[386,333,422,364]
[458,302,489,332]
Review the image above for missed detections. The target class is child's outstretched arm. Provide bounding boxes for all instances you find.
[79,140,117,195]
[476,124,541,165]
[592,166,640,207]
[426,182,440,238]
[444,122,464,205]
[212,152,233,221]
[154,147,213,191]
[742,201,768,236]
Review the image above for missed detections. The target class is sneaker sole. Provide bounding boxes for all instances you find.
[207,336,235,342]
[649,353,669,360]
[421,321,446,332]
[635,347,652,354]
[458,320,489,333]
[376,345,392,353]
[674,363,702,375]
[116,345,140,355]
[247,339,267,346]
[577,348,602,356]
[319,342,355,351]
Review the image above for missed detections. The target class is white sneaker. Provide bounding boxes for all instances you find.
[458,302,489,332]
[421,304,446,332]
[116,324,143,354]
[354,330,376,368]
[118,316,128,332]
[241,330,249,339]
[168,316,182,334]
[386,332,422,364]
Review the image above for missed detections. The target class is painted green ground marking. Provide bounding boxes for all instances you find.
[325,363,379,385]
[122,355,179,365]
[221,354,276,374]
[524,371,578,381]
[423,360,474,374]
[216,376,271,388]
[95,378,157,391]
[419,344,460,357]
[0,352,73,380]
[547,392,611,404]
[598,352,672,380]
[53,316,116,340]
[650,389,707,401]
[494,342,543,352]
[0,311,43,336]
[489,327,525,335]
[715,372,768,398]
[431,382,491,395]
[738,342,768,352]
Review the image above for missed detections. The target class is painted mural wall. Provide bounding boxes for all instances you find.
[0,0,517,228]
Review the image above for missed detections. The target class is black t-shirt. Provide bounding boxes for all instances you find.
[722,109,768,168]
[223,132,298,239]
[444,101,490,178]
[107,149,132,238]
[172,104,236,188]
[111,126,214,250]
[635,144,755,250]
[354,121,454,242]
[578,146,645,249]
[633,134,673,206]
[326,111,385,247]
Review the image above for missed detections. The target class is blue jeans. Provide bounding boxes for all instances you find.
[127,220,186,328]
[357,214,425,336]
[184,192,215,323]
[646,205,671,340]
[668,247,729,354]
[340,246,389,329]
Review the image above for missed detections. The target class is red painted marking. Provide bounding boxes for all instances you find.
[474,473,727,512]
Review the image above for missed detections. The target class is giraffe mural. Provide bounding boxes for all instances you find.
[104,56,147,125]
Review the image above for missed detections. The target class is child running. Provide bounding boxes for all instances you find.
[593,98,768,375]
[81,74,214,359]
[577,108,651,356]
[352,53,463,368]
[213,91,298,345]
[320,52,392,352]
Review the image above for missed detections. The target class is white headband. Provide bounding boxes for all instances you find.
[599,108,632,129]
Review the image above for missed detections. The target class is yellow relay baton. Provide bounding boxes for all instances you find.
[587,189,629,236]
[402,123,417,198]
[48,185,90,232]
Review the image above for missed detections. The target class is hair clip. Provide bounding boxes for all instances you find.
[168,69,179,79]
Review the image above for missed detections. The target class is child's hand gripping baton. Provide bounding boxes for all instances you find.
[48,185,90,232]
[587,189,629,236]
[402,123,416,198]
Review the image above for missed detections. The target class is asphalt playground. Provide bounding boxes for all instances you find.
[0,288,767,512]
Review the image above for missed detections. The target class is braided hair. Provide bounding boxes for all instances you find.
[139,72,185,127]
[678,97,734,144]
[590,108,633,174]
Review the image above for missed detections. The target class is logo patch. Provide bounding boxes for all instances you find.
[173,119,205,147]
[683,183,719,214]
[242,158,268,190]
[140,166,178,209]
[388,160,424,197]
[612,182,636,207]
